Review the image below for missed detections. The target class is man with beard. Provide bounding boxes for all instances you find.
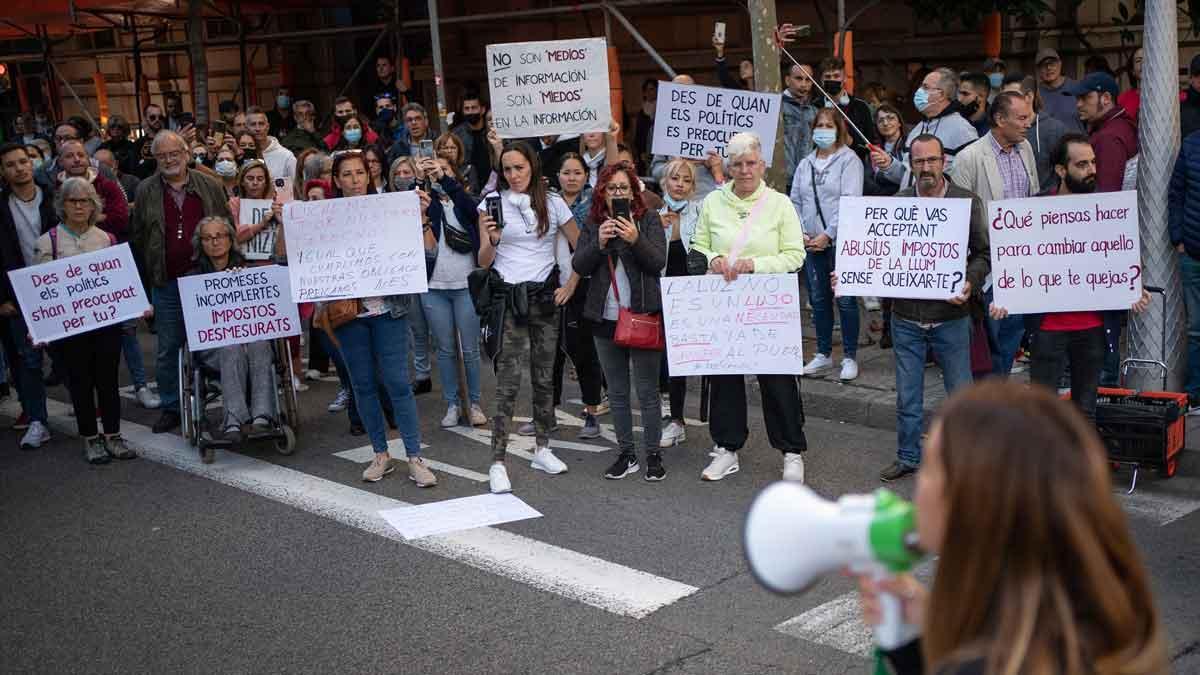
[99,115,136,175]
[323,97,378,150]
[131,103,166,179]
[451,92,491,194]
[957,72,993,137]
[56,139,129,240]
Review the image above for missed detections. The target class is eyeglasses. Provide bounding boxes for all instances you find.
[146,114,162,121]
[605,184,632,194]
[65,198,93,206]
[200,234,230,243]
[911,157,943,167]
[877,114,900,124]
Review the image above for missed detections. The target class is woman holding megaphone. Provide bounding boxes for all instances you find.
[856,381,1166,674]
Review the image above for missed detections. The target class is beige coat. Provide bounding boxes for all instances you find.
[950,132,1039,206]
[36,224,114,263]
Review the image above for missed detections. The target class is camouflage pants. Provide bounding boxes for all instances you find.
[491,300,559,461]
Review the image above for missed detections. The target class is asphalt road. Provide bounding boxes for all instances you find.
[2,341,1199,674]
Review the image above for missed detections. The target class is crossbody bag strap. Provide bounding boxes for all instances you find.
[811,163,829,232]
[726,190,771,262]
[606,254,621,304]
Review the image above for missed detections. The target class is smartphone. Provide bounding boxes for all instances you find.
[178,112,195,127]
[612,197,631,222]
[713,21,726,45]
[211,131,225,147]
[485,195,504,229]
[211,120,228,134]
[274,178,286,191]
[419,139,435,159]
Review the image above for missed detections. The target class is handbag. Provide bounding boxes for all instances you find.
[442,220,476,254]
[607,255,664,351]
[314,298,364,340]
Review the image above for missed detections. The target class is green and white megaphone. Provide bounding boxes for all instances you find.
[743,482,923,651]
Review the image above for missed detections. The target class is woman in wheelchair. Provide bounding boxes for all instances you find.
[191,215,276,445]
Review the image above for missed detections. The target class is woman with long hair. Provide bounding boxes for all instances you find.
[331,116,370,152]
[364,145,387,193]
[858,381,1167,675]
[657,158,700,448]
[227,159,281,258]
[791,106,864,382]
[213,144,240,197]
[865,103,907,197]
[572,162,666,480]
[476,141,581,494]
[577,124,619,188]
[434,132,476,194]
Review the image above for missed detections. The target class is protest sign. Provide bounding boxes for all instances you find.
[178,265,300,351]
[282,190,428,302]
[662,273,803,376]
[487,37,611,139]
[834,196,972,300]
[990,190,1141,314]
[8,243,149,344]
[651,81,781,166]
[239,198,276,260]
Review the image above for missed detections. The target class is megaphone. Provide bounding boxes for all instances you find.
[743,482,923,650]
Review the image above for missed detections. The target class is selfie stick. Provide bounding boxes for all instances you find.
[774,30,880,155]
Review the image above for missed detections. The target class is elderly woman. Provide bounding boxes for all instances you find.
[191,215,277,458]
[36,177,137,464]
[689,132,810,483]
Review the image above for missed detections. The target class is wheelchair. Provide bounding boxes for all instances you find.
[178,337,300,461]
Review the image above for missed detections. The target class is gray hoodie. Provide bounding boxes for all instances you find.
[878,107,979,190]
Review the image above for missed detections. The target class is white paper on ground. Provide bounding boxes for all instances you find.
[378,493,543,540]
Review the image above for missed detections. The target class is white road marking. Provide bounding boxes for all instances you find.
[1115,477,1200,526]
[333,442,490,483]
[566,398,706,427]
[447,424,611,454]
[19,398,699,619]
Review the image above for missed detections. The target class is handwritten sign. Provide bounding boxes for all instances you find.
[990,191,1141,314]
[651,82,781,166]
[178,265,300,351]
[662,274,803,376]
[487,37,611,139]
[282,190,428,302]
[239,198,276,260]
[834,196,972,300]
[8,243,149,343]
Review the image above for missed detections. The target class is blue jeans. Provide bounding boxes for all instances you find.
[153,280,186,414]
[121,319,147,389]
[984,287,1025,377]
[420,288,482,406]
[335,313,421,456]
[893,316,973,467]
[1182,253,1200,397]
[408,299,432,382]
[804,249,859,358]
[5,316,46,423]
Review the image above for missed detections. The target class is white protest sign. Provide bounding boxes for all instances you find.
[662,273,803,376]
[238,198,276,260]
[651,82,781,166]
[178,265,300,351]
[8,243,149,344]
[487,37,611,139]
[282,190,428,302]
[990,190,1141,314]
[834,196,972,300]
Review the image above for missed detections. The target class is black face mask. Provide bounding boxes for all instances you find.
[961,98,981,117]
[334,114,352,128]
[464,113,482,125]
[822,80,843,97]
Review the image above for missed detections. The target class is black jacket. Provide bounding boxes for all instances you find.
[0,181,57,309]
[1183,87,1200,140]
[886,640,984,675]
[572,209,666,324]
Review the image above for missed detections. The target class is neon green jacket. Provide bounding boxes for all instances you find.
[689,181,807,274]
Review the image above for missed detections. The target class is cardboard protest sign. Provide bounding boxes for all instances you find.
[282,190,428,302]
[662,273,803,376]
[178,265,300,351]
[834,196,972,300]
[651,82,782,166]
[487,37,611,139]
[239,198,276,260]
[8,243,149,344]
[990,190,1141,314]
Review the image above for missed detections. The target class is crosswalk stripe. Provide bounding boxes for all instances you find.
[444,424,612,454]
[17,397,699,619]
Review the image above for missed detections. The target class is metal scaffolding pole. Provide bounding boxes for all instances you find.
[1128,0,1184,391]
[602,3,676,78]
[427,0,448,133]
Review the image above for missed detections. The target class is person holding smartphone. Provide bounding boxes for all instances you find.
[476,142,581,494]
[657,158,701,448]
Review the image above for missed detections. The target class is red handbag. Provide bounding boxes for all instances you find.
[607,255,665,351]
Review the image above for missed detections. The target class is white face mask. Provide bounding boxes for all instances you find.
[214,160,238,177]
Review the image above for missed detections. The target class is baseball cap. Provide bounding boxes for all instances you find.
[982,57,1007,71]
[1190,54,1200,75]
[1062,72,1119,98]
[1035,48,1060,65]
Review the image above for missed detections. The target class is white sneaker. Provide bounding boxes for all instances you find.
[441,404,460,428]
[782,452,806,482]
[802,353,833,376]
[659,421,687,448]
[839,358,859,381]
[327,388,350,413]
[531,446,568,474]
[19,420,51,449]
[701,447,739,481]
[135,386,161,409]
[469,404,488,426]
[304,369,323,381]
[489,462,512,493]
[292,376,310,392]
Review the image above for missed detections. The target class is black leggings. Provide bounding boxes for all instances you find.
[62,325,123,437]
[553,276,605,408]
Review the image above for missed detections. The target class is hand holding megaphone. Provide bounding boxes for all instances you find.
[743,482,923,650]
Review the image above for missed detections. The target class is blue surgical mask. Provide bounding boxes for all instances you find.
[276,95,291,109]
[663,194,688,211]
[344,128,362,144]
[988,72,1005,89]
[913,88,931,113]
[214,160,237,177]
[813,128,837,149]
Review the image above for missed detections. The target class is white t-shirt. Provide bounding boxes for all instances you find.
[477,190,574,284]
[429,198,475,290]
[9,188,44,266]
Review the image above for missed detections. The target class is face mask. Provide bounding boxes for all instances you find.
[430,182,447,195]
[464,113,482,125]
[344,128,362,144]
[822,80,843,97]
[334,114,351,128]
[377,109,395,124]
[393,176,414,191]
[663,194,688,211]
[215,160,237,177]
[988,72,1005,89]
[913,88,931,113]
[192,154,207,166]
[276,95,291,109]
[813,128,838,149]
[960,98,980,117]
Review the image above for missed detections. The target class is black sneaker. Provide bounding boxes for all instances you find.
[413,379,433,395]
[879,461,916,482]
[604,453,640,480]
[152,411,181,434]
[644,453,666,482]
